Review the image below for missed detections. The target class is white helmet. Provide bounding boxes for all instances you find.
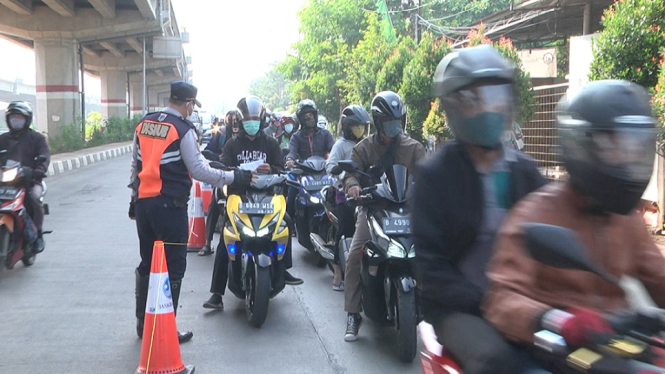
[317,115,329,130]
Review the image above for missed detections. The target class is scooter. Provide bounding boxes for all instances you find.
[220,164,290,328]
[286,156,335,267]
[337,160,418,362]
[0,155,49,281]
[315,185,352,278]
[418,223,665,374]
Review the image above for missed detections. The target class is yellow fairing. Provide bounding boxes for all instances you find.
[224,194,289,261]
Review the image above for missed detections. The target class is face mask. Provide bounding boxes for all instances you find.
[352,127,365,139]
[303,116,317,128]
[382,119,403,138]
[457,112,506,148]
[284,124,294,133]
[8,117,26,131]
[243,120,261,136]
[186,102,194,118]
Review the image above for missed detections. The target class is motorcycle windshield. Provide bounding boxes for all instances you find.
[383,164,410,202]
[297,156,327,173]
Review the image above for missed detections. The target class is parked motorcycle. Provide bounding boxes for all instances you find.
[219,163,289,328]
[338,160,418,362]
[286,156,335,267]
[0,154,49,281]
[418,223,665,374]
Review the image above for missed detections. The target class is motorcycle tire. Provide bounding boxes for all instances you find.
[0,226,8,281]
[246,262,271,328]
[396,287,417,363]
[22,253,36,267]
[316,252,327,268]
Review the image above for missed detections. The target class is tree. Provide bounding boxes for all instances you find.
[654,51,665,152]
[399,32,452,143]
[375,36,416,94]
[590,0,665,89]
[248,68,291,111]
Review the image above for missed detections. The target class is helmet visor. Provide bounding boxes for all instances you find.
[452,83,514,120]
[589,128,656,181]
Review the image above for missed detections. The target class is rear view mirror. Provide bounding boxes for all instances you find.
[289,169,303,176]
[522,223,619,285]
[209,161,226,170]
[338,160,357,172]
[281,148,290,157]
[35,155,47,163]
[330,165,343,176]
[201,149,216,161]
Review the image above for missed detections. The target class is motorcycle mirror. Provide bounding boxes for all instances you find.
[281,148,290,157]
[330,165,343,176]
[289,169,303,176]
[337,160,358,172]
[522,223,619,285]
[201,150,216,161]
[35,155,47,163]
[209,161,227,170]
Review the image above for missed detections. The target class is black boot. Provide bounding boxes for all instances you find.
[135,269,149,338]
[170,279,193,344]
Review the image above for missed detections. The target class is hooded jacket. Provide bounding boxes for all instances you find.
[0,128,50,182]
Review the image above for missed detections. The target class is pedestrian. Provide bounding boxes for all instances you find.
[128,81,254,343]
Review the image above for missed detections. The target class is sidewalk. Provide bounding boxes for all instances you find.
[48,141,133,177]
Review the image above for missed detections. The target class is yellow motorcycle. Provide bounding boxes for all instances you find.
[223,173,289,327]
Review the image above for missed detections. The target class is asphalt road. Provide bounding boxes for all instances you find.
[0,154,421,374]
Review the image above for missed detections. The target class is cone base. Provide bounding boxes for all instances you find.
[134,364,195,374]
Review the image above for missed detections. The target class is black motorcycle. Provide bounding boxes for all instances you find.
[315,185,352,278]
[337,160,418,362]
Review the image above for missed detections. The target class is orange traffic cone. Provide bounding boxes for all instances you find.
[200,182,213,215]
[187,182,206,251]
[135,241,194,374]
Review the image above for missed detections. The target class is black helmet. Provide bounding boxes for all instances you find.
[295,99,318,129]
[5,101,33,132]
[225,109,241,130]
[236,96,265,137]
[341,105,370,142]
[433,45,516,149]
[371,91,406,139]
[558,80,657,215]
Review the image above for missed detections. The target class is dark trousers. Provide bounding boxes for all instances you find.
[209,213,294,294]
[286,186,298,220]
[25,184,44,232]
[432,313,550,374]
[334,202,355,264]
[135,196,188,281]
[205,199,221,243]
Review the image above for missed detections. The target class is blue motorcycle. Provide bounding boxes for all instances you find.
[287,156,335,267]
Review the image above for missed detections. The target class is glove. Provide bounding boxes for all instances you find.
[128,201,136,220]
[543,308,614,346]
[231,170,253,188]
[33,170,46,180]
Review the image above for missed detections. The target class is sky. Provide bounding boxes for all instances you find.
[0,0,306,114]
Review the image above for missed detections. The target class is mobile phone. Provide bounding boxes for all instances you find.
[567,348,603,370]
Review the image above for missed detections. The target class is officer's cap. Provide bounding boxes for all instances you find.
[170,81,201,107]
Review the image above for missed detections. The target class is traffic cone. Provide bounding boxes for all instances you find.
[200,182,213,215]
[135,241,195,374]
[187,182,206,251]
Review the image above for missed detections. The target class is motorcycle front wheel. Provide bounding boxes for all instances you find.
[396,287,417,362]
[245,262,271,328]
[0,226,9,280]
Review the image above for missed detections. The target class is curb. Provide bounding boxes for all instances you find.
[46,144,133,177]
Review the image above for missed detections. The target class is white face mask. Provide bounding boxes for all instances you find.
[8,117,27,131]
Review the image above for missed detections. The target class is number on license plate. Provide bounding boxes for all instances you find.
[383,217,412,234]
[307,179,332,188]
[238,203,274,214]
[0,187,17,200]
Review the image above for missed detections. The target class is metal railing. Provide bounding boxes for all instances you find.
[522,83,568,181]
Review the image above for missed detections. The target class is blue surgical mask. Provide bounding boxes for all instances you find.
[458,112,506,148]
[243,120,261,136]
[284,124,294,133]
[382,119,403,138]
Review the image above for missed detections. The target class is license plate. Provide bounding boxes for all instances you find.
[238,203,274,214]
[305,179,332,189]
[0,187,17,200]
[383,217,412,234]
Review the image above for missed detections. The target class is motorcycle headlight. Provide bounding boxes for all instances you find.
[387,239,407,258]
[408,244,416,258]
[369,216,390,249]
[233,213,255,237]
[222,185,228,197]
[309,195,320,204]
[256,227,270,237]
[2,168,18,182]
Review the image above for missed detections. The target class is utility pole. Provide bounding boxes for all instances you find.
[415,0,421,43]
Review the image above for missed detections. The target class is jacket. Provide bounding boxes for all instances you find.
[203,127,227,160]
[0,129,50,182]
[413,141,546,319]
[286,128,335,161]
[482,182,665,343]
[343,134,426,192]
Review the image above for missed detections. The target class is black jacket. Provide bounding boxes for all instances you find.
[286,128,335,161]
[0,129,50,182]
[413,141,546,319]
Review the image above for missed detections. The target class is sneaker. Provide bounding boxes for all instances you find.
[284,271,304,285]
[344,313,363,342]
[32,237,44,254]
[202,294,224,309]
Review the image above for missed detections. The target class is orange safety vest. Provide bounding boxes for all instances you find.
[135,112,193,200]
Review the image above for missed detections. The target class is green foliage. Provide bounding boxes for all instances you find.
[399,32,451,143]
[85,111,103,139]
[375,36,416,94]
[48,115,139,154]
[654,52,665,151]
[48,121,86,154]
[248,68,291,111]
[423,99,451,142]
[590,0,665,88]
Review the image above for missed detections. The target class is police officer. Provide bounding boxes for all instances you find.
[129,81,253,343]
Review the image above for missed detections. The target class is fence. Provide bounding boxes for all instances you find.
[522,83,568,181]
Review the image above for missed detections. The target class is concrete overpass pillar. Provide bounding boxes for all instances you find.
[100,70,128,120]
[129,81,144,118]
[34,38,80,137]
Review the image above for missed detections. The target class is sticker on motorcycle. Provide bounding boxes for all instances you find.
[383,217,412,234]
[238,202,274,214]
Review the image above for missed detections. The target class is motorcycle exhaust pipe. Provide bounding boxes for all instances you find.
[310,233,335,261]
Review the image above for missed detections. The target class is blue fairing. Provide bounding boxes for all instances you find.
[295,173,334,216]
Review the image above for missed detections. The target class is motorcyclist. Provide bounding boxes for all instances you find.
[199,109,241,256]
[483,81,665,363]
[203,96,303,310]
[317,115,329,131]
[412,45,546,374]
[263,109,273,131]
[325,105,370,291]
[285,99,335,218]
[278,114,298,150]
[265,111,282,139]
[342,91,426,342]
[0,101,50,254]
